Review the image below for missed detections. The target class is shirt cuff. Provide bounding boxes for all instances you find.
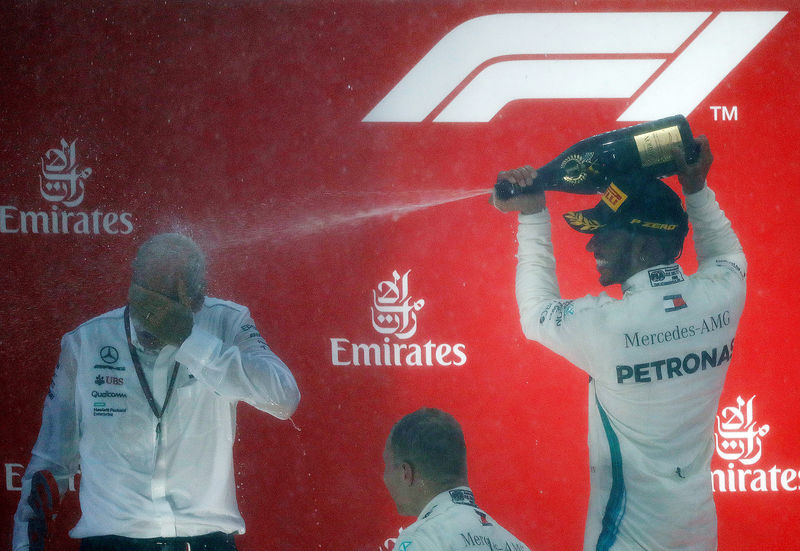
[175,327,225,387]
[684,182,713,210]
[518,209,550,224]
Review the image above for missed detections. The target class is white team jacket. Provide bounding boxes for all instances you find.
[13,298,300,550]
[515,185,746,551]
[393,487,531,551]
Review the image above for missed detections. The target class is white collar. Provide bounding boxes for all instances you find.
[417,486,474,521]
[622,263,685,295]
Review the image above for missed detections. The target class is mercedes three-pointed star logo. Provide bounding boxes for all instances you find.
[100,346,119,364]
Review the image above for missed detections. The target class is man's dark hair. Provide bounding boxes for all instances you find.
[607,178,690,265]
[655,226,689,264]
[628,185,690,263]
[388,408,467,487]
[619,221,689,265]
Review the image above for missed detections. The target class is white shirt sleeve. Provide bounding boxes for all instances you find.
[685,184,747,275]
[12,335,82,551]
[515,210,605,370]
[175,309,300,420]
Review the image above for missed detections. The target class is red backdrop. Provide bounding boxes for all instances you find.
[1,2,797,550]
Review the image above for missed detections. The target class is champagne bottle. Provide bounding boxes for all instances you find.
[495,115,699,199]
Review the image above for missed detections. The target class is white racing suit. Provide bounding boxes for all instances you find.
[515,185,746,550]
[393,487,531,551]
[13,297,300,550]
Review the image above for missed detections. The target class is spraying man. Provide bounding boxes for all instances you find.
[490,137,746,550]
[383,408,532,550]
[13,233,301,551]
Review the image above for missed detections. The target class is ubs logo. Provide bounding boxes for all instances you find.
[95,374,124,386]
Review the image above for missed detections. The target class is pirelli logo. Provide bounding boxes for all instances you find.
[602,183,627,211]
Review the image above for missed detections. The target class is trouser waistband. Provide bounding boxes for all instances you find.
[80,531,237,551]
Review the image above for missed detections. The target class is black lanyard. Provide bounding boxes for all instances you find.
[123,306,180,435]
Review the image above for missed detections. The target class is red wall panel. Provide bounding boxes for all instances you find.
[1,2,797,550]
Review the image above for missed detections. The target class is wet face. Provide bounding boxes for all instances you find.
[383,440,413,516]
[184,276,207,313]
[585,229,637,286]
[131,317,164,353]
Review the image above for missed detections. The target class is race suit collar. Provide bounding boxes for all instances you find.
[622,263,684,295]
[418,486,474,521]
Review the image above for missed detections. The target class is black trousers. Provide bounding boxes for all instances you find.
[79,532,237,551]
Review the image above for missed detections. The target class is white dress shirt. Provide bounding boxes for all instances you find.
[13,297,300,550]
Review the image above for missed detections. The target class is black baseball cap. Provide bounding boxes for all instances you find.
[563,174,689,237]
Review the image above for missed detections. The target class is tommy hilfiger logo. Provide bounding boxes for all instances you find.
[475,509,493,527]
[663,294,687,312]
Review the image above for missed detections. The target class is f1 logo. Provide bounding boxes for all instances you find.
[363,12,786,123]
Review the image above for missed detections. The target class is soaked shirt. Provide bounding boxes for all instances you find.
[13,298,300,550]
[515,185,746,550]
[393,487,531,551]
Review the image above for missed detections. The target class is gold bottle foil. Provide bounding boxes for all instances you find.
[634,126,682,167]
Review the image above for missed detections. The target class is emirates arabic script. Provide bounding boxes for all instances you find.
[715,395,770,466]
[371,270,425,340]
